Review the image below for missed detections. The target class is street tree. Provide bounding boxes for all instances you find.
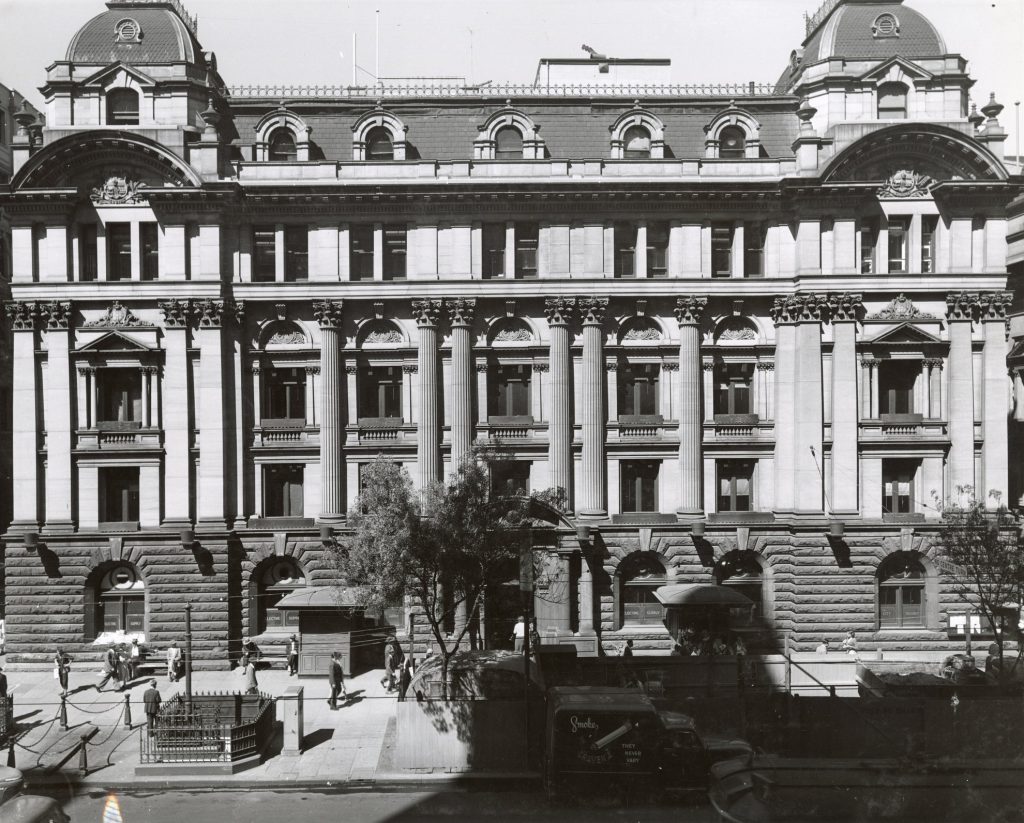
[932,487,1023,678]
[327,448,538,698]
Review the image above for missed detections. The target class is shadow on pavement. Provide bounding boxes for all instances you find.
[302,728,335,752]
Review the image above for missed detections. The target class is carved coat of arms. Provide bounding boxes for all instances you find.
[877,169,935,199]
[90,176,145,205]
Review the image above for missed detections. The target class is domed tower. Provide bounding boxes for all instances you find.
[35,0,228,160]
[776,0,993,156]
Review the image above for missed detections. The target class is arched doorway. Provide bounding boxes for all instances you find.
[250,557,306,635]
[616,552,668,630]
[85,563,145,640]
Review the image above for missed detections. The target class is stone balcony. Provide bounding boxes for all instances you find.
[610,414,670,441]
[352,417,414,445]
[704,414,774,442]
[480,415,545,442]
[253,418,319,449]
[859,415,948,443]
[76,422,163,451]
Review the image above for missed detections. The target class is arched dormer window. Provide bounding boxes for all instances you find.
[878,82,908,120]
[609,108,665,159]
[704,106,762,159]
[623,125,652,159]
[352,108,408,161]
[494,126,523,159]
[253,107,312,162]
[107,88,139,126]
[475,108,544,160]
[268,128,297,161]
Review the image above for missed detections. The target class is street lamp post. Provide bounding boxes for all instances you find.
[184,602,193,710]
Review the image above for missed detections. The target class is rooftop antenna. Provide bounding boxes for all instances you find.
[375,9,381,88]
[467,27,474,84]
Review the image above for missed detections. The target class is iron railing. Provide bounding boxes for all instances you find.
[0,696,14,740]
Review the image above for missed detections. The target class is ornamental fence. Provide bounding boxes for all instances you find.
[226,82,780,99]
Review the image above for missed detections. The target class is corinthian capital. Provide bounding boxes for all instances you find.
[41,300,72,330]
[313,299,344,329]
[979,291,1012,321]
[674,296,707,326]
[445,297,476,327]
[411,299,442,327]
[544,297,576,326]
[194,299,225,328]
[577,297,609,326]
[159,299,192,329]
[4,301,39,331]
[771,293,828,324]
[827,292,863,322]
[946,292,980,322]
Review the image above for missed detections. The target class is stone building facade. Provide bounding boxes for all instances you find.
[1,0,1020,667]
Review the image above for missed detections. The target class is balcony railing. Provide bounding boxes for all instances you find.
[254,418,319,447]
[859,416,947,441]
[77,426,162,450]
[484,415,536,441]
[356,417,407,443]
[616,414,665,439]
[705,415,773,442]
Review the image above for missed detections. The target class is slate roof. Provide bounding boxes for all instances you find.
[66,7,199,64]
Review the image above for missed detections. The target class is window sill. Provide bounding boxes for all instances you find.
[488,415,534,426]
[880,414,923,425]
[714,414,759,426]
[96,421,143,431]
[611,513,677,525]
[97,521,140,533]
[358,417,403,428]
[881,513,925,524]
[708,512,776,524]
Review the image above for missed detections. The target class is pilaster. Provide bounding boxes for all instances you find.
[946,292,979,496]
[314,299,346,523]
[41,301,74,531]
[159,299,193,526]
[578,297,608,518]
[6,302,41,527]
[828,293,862,515]
[674,296,708,515]
[195,300,227,527]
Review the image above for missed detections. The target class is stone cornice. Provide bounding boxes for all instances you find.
[674,296,708,326]
[313,299,344,329]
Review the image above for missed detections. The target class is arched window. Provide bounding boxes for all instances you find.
[718,125,746,158]
[106,89,139,126]
[86,563,145,639]
[877,83,908,120]
[617,552,667,627]
[715,551,764,627]
[267,128,297,161]
[623,125,652,159]
[366,126,394,161]
[252,557,306,635]
[878,553,925,627]
[494,126,523,159]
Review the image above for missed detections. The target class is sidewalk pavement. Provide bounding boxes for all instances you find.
[2,663,531,792]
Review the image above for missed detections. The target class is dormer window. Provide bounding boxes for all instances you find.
[877,83,908,120]
[366,126,394,161]
[494,127,523,159]
[623,126,651,159]
[106,89,139,126]
[719,126,746,159]
[268,128,297,161]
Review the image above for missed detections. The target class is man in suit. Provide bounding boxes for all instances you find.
[327,652,347,710]
[143,679,161,736]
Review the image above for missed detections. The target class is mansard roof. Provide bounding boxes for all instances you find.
[66,2,201,66]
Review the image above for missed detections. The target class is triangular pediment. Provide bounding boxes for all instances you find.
[79,62,156,88]
[868,322,941,345]
[78,331,153,353]
[858,57,932,83]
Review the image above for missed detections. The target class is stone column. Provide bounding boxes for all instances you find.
[946,293,978,496]
[345,364,359,441]
[314,299,345,523]
[475,360,489,428]
[794,295,827,513]
[771,297,798,513]
[251,362,262,428]
[674,296,707,515]
[446,298,476,467]
[578,297,608,518]
[544,298,575,503]
[159,299,193,526]
[41,301,74,531]
[141,366,155,429]
[412,299,443,491]
[578,553,595,635]
[829,293,862,514]
[6,302,40,528]
[305,366,319,428]
[196,299,227,527]
[981,292,1011,505]
[232,302,247,529]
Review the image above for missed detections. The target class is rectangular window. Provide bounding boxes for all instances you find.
[349,225,374,281]
[921,216,938,273]
[878,360,917,416]
[619,363,659,416]
[860,220,877,274]
[482,222,506,279]
[887,217,909,273]
[263,367,306,421]
[382,226,407,280]
[621,460,659,513]
[491,364,532,417]
[514,222,538,278]
[491,461,530,497]
[252,226,275,282]
[711,223,733,277]
[614,222,637,278]
[97,369,143,425]
[646,221,669,278]
[714,362,754,416]
[744,222,764,277]
[264,464,304,517]
[717,460,753,512]
[284,225,308,282]
[140,222,159,281]
[882,460,917,515]
[107,223,131,281]
[358,366,403,419]
[80,224,98,282]
[99,467,140,524]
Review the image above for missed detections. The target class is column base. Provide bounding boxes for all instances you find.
[317,513,346,527]
[42,521,75,535]
[232,517,248,531]
[7,520,40,533]
[196,518,228,532]
[675,509,704,522]
[161,518,193,530]
[577,510,606,522]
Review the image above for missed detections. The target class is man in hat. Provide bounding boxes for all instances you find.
[287,635,299,676]
[143,679,161,736]
[240,655,259,696]
[327,652,347,710]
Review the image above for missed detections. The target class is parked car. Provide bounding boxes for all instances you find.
[407,650,543,701]
[0,766,69,823]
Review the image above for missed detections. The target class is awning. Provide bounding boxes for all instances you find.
[654,584,753,607]
[273,585,368,610]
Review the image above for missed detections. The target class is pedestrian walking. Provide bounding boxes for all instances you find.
[398,655,413,702]
[143,679,161,736]
[166,641,181,682]
[511,616,526,653]
[621,639,634,658]
[529,618,541,653]
[380,636,397,692]
[129,638,141,680]
[327,652,347,710]
[239,655,259,695]
[116,646,131,689]
[287,635,299,676]
[96,646,118,692]
[53,649,71,696]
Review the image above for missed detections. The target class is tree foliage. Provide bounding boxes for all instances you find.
[932,487,1023,677]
